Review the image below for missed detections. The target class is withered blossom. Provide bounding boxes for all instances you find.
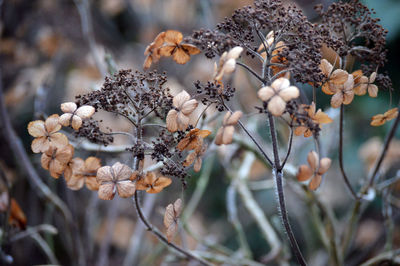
[183,145,206,172]
[320,59,348,95]
[159,30,200,64]
[136,172,172,194]
[177,128,211,151]
[258,78,299,116]
[28,114,68,153]
[59,102,95,130]
[164,198,182,243]
[66,157,101,191]
[143,31,166,69]
[294,102,333,138]
[96,162,136,200]
[213,46,243,83]
[215,111,242,145]
[330,74,354,108]
[297,151,331,190]
[41,144,74,179]
[370,108,398,127]
[353,72,378,98]
[166,90,198,132]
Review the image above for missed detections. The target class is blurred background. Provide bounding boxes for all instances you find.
[0,0,399,265]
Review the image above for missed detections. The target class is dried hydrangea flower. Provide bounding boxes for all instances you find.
[330,74,354,108]
[164,198,182,243]
[136,172,172,194]
[143,31,166,69]
[65,157,101,191]
[213,46,243,83]
[28,114,68,153]
[353,72,378,97]
[59,102,95,130]
[296,151,331,190]
[41,144,74,179]
[166,90,198,132]
[96,162,136,200]
[320,59,348,95]
[294,102,333,137]
[215,111,242,145]
[183,145,206,172]
[159,30,200,64]
[370,108,398,126]
[258,78,299,116]
[177,128,211,151]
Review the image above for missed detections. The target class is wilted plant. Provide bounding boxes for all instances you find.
[16,0,399,265]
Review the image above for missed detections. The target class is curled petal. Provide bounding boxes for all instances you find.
[343,89,354,105]
[183,152,197,167]
[271,78,290,91]
[71,116,83,130]
[227,46,243,59]
[330,92,343,108]
[330,69,348,84]
[214,127,224,146]
[193,157,202,172]
[320,59,333,77]
[226,111,242,125]
[370,114,386,126]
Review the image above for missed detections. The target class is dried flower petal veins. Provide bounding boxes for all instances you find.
[163,198,182,243]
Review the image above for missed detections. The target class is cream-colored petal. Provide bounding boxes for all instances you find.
[71,116,83,130]
[96,166,112,183]
[320,59,333,77]
[271,77,290,91]
[226,46,243,60]
[112,162,132,181]
[75,105,95,119]
[279,86,299,101]
[226,111,242,125]
[27,120,46,137]
[214,127,224,146]
[50,132,69,148]
[343,89,354,105]
[45,114,61,133]
[330,92,343,108]
[222,126,235,144]
[61,102,77,113]
[116,181,136,198]
[173,90,191,108]
[222,58,236,74]
[369,72,377,83]
[353,83,367,96]
[330,69,348,84]
[267,95,286,116]
[307,151,319,171]
[258,86,275,101]
[31,137,48,153]
[368,84,378,98]
[59,113,73,127]
[318,158,332,174]
[177,112,190,131]
[98,183,116,200]
[180,99,198,115]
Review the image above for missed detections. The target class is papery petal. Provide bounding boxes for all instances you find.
[164,30,183,44]
[222,126,235,144]
[50,132,69,148]
[330,92,343,108]
[309,175,322,190]
[258,86,275,101]
[112,162,132,181]
[85,177,100,191]
[353,83,367,96]
[307,151,319,171]
[268,95,286,116]
[61,102,77,113]
[84,157,101,172]
[369,72,377,83]
[181,44,201,55]
[180,99,198,115]
[177,112,190,131]
[159,45,175,57]
[45,114,61,133]
[271,78,290,91]
[214,127,224,145]
[56,145,74,164]
[320,59,333,77]
[28,120,46,137]
[31,137,49,153]
[173,48,191,64]
[343,89,354,105]
[154,177,172,189]
[40,153,52,170]
[117,181,136,198]
[222,58,236,74]
[385,108,398,120]
[330,69,348,84]
[314,110,333,124]
[98,183,115,200]
[71,116,83,130]
[166,109,178,132]
[76,105,95,119]
[227,46,243,59]
[193,157,202,172]
[322,83,335,95]
[226,111,242,125]
[96,166,112,183]
[67,175,85,190]
[370,114,385,126]
[173,90,191,109]
[49,159,66,179]
[368,84,378,98]
[183,152,197,167]
[318,158,332,174]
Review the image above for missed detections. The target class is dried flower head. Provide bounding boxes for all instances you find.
[159,30,200,64]
[28,114,68,153]
[294,102,333,137]
[370,108,398,126]
[297,151,331,190]
[213,46,243,83]
[330,74,354,108]
[177,128,211,151]
[136,172,172,193]
[258,78,299,116]
[96,162,136,200]
[353,72,378,97]
[41,144,74,179]
[183,145,206,172]
[166,90,198,132]
[320,59,348,95]
[215,111,242,145]
[143,32,166,69]
[59,102,95,130]
[163,198,182,243]
[65,157,101,191]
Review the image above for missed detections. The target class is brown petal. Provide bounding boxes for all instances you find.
[183,151,197,167]
[322,83,335,95]
[45,114,61,133]
[31,137,49,153]
[40,153,52,170]
[370,114,385,126]
[330,92,343,108]
[166,109,178,132]
[61,102,77,113]
[318,158,332,174]
[96,166,113,183]
[67,175,85,190]
[75,105,95,119]
[49,159,66,179]
[343,89,354,105]
[368,84,378,98]
[181,44,201,55]
[85,177,100,191]
[59,113,73,127]
[28,120,46,137]
[177,112,190,131]
[84,157,101,172]
[226,111,242,125]
[164,30,183,44]
[55,145,74,164]
[222,126,235,144]
[297,165,313,181]
[173,198,182,217]
[154,177,172,189]
[172,48,191,64]
[173,90,191,109]
[98,183,116,200]
[314,110,333,124]
[50,132,69,148]
[385,108,398,120]
[320,59,333,77]
[330,69,348,84]
[307,151,319,171]
[309,174,322,190]
[193,157,202,172]
[159,45,175,57]
[116,181,136,198]
[214,127,224,146]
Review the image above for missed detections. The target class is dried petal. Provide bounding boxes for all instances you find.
[61,102,77,113]
[307,151,319,171]
[309,174,322,190]
[75,105,95,119]
[297,165,313,181]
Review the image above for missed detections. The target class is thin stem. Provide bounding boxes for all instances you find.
[339,105,358,199]
[133,192,211,266]
[236,62,264,83]
[268,114,281,170]
[280,125,293,169]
